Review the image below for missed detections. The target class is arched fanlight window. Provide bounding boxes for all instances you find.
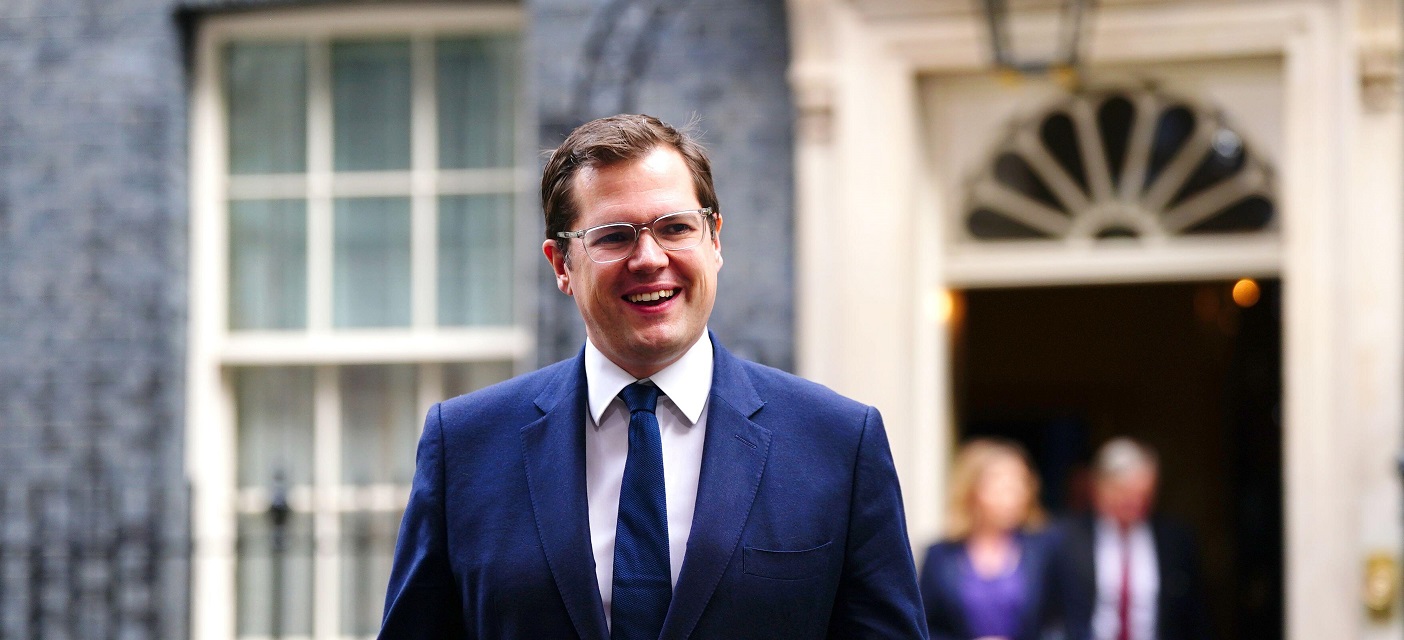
[964,86,1275,241]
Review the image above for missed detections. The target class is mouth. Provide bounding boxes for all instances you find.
[623,288,679,307]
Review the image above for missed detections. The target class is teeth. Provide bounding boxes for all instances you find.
[627,289,676,303]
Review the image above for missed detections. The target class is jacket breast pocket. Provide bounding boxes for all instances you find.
[742,541,833,580]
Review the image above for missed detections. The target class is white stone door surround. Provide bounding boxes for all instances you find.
[786,1,1402,637]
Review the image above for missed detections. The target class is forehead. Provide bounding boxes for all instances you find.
[1099,466,1157,488]
[975,457,1025,485]
[571,146,698,225]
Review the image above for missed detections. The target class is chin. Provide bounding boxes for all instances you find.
[631,335,685,359]
[634,323,688,345]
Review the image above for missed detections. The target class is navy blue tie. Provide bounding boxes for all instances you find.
[611,382,671,640]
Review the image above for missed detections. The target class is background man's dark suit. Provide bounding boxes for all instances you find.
[1048,514,1212,640]
[380,336,926,639]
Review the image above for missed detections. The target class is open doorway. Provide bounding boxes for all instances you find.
[952,280,1283,640]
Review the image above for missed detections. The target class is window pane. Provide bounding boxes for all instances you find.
[236,367,314,489]
[340,365,419,485]
[225,42,307,174]
[438,194,513,326]
[443,361,514,398]
[236,512,314,636]
[339,510,402,636]
[333,40,412,171]
[229,199,307,330]
[334,197,411,328]
[437,35,518,169]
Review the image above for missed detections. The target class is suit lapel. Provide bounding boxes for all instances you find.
[1070,514,1099,628]
[661,338,771,639]
[520,353,609,640]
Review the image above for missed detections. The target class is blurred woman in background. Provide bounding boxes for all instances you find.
[919,438,1055,640]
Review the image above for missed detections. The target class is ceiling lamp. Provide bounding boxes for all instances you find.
[980,0,1095,75]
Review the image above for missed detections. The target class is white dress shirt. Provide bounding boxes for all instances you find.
[1092,518,1160,640]
[584,333,713,626]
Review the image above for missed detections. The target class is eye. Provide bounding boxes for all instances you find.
[587,226,633,247]
[659,221,697,237]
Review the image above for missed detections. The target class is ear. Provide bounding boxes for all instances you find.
[711,213,723,267]
[542,239,573,295]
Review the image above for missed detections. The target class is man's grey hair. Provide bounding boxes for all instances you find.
[1094,437,1159,479]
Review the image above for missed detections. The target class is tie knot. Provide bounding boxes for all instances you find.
[619,382,660,414]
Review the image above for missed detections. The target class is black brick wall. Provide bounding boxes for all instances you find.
[0,1,191,638]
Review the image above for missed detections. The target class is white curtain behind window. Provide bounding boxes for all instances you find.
[332,41,412,171]
[225,42,306,174]
[229,199,307,330]
[334,197,412,328]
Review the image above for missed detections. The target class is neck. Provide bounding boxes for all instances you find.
[615,345,690,379]
[606,332,708,380]
[967,526,1016,546]
[1102,514,1144,531]
[965,528,1019,577]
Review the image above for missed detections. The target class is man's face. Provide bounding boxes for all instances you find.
[542,146,722,379]
[1094,467,1157,529]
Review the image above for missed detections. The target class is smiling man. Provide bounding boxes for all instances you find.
[380,114,926,639]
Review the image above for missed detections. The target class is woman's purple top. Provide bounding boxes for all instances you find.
[957,548,1027,638]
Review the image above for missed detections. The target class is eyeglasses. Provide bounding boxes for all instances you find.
[556,208,715,264]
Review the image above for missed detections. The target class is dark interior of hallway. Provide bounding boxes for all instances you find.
[954,279,1283,640]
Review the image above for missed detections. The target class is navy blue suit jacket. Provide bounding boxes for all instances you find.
[380,335,927,639]
[918,532,1057,640]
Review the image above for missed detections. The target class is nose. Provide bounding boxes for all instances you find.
[627,229,668,271]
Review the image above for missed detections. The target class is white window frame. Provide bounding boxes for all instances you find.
[187,6,533,639]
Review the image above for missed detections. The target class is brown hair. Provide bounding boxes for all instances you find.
[541,114,719,259]
[943,438,1046,540]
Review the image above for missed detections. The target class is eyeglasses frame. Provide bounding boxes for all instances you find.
[555,207,716,264]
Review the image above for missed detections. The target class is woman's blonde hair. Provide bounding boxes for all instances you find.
[943,438,1046,540]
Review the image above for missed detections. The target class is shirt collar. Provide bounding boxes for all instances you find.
[584,330,714,427]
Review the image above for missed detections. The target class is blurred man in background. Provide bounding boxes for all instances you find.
[1048,437,1211,640]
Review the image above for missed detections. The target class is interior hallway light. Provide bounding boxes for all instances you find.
[938,288,965,327]
[1232,278,1261,308]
